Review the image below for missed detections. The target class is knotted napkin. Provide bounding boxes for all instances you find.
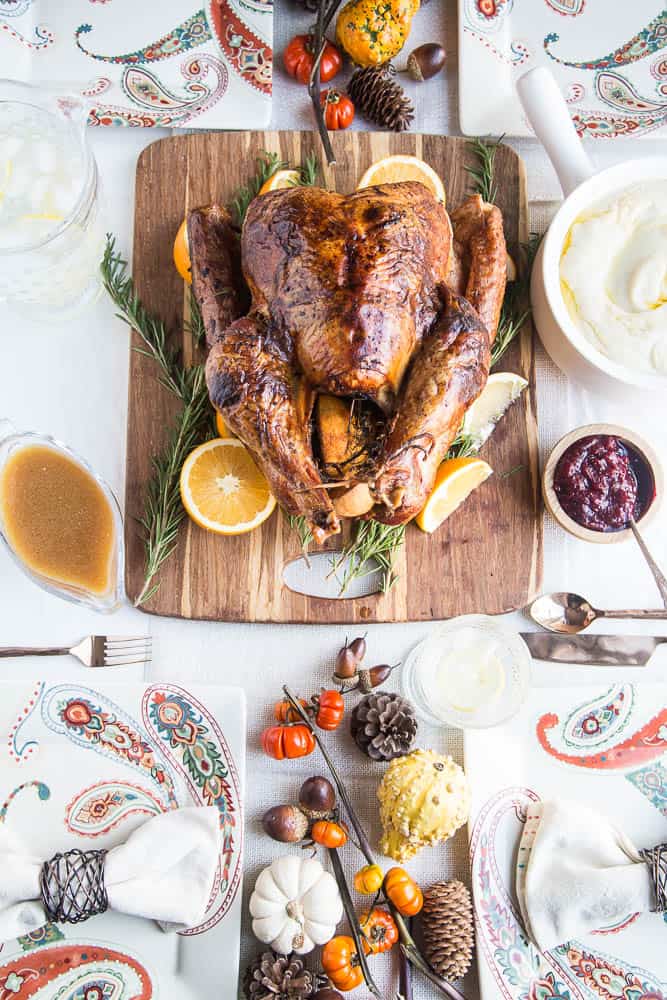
[0,806,220,942]
[516,799,666,951]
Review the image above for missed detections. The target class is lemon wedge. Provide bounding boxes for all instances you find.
[180,438,276,535]
[357,155,446,205]
[416,456,492,533]
[461,372,528,450]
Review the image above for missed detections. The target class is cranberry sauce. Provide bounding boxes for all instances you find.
[553,434,655,532]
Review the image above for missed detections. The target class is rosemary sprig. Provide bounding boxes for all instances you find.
[135,367,211,606]
[298,151,320,187]
[332,520,406,595]
[102,234,212,604]
[185,288,206,350]
[465,135,503,204]
[102,235,190,401]
[231,151,285,227]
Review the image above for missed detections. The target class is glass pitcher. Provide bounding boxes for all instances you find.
[0,420,124,612]
[0,79,104,320]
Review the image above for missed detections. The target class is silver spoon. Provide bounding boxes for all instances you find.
[629,517,667,609]
[529,592,667,634]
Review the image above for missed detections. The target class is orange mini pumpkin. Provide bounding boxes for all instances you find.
[361,907,399,954]
[383,867,424,917]
[311,819,348,849]
[322,936,363,992]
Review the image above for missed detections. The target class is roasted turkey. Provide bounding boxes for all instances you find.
[188,181,507,542]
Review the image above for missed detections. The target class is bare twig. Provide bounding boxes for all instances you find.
[328,847,382,999]
[308,0,339,166]
[399,917,414,1000]
[283,686,374,863]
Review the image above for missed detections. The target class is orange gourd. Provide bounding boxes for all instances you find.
[383,867,424,916]
[360,907,398,954]
[321,936,363,992]
[353,863,384,895]
[311,819,348,849]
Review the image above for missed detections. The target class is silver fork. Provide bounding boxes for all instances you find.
[0,636,151,667]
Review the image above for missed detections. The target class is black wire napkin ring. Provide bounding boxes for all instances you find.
[40,849,108,924]
[640,843,667,913]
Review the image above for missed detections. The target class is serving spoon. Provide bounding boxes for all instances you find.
[529,593,667,634]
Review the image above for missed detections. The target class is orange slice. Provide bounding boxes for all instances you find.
[215,411,235,438]
[357,155,446,205]
[180,438,276,535]
[416,456,492,533]
[173,218,191,285]
[258,168,301,195]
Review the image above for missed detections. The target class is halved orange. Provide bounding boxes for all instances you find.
[416,456,492,533]
[180,438,276,535]
[173,218,191,285]
[258,168,301,195]
[357,155,446,205]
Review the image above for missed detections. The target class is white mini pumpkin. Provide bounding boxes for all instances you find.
[249,855,343,955]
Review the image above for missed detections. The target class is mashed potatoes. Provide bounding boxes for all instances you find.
[560,182,667,374]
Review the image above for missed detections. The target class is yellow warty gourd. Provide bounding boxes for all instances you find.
[377,749,471,862]
[336,0,420,67]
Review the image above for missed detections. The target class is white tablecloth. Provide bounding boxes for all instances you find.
[2,3,667,998]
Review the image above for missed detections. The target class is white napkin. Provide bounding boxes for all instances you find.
[515,800,656,952]
[0,806,220,942]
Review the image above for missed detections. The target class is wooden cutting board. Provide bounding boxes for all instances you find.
[127,130,542,623]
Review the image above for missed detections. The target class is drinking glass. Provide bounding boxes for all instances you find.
[0,80,105,320]
[0,419,124,612]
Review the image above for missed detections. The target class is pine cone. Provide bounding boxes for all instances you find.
[351,692,417,761]
[347,65,414,132]
[420,881,474,981]
[243,951,317,1000]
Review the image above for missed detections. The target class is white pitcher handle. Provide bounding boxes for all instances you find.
[516,67,594,197]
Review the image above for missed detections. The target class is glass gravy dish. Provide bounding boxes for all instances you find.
[0,421,124,612]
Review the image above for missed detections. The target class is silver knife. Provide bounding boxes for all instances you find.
[521,633,667,666]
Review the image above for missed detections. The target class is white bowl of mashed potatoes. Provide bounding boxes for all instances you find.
[534,160,667,393]
[518,68,667,394]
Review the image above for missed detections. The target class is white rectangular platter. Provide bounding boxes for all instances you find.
[0,679,245,998]
[0,0,273,128]
[458,0,667,140]
[465,682,667,999]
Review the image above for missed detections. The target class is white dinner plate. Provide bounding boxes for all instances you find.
[0,679,245,998]
[458,0,667,140]
[0,0,273,129]
[465,681,667,998]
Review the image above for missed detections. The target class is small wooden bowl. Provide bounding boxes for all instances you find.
[542,423,663,545]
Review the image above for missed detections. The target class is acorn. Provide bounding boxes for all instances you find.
[313,990,344,1000]
[348,635,367,662]
[358,662,400,693]
[299,776,336,818]
[334,642,358,682]
[407,43,446,81]
[262,804,309,843]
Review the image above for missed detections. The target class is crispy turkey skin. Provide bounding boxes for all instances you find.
[188,180,507,540]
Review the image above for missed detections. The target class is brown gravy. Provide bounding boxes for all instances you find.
[0,445,116,595]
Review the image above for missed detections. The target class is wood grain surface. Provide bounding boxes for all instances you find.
[127,130,542,623]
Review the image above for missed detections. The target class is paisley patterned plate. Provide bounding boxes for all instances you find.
[465,682,667,1000]
[0,0,273,128]
[0,680,246,998]
[458,0,667,139]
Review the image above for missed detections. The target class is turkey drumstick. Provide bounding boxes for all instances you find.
[189,206,339,542]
